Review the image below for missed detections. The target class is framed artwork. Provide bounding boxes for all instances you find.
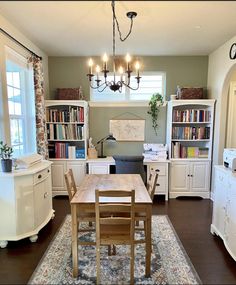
[109,119,145,141]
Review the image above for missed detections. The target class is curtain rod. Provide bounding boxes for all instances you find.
[0,28,42,60]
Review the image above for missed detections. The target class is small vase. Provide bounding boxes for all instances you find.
[1,159,12,172]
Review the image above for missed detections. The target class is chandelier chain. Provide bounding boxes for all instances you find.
[111,0,134,43]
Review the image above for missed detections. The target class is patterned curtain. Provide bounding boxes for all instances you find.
[28,56,48,159]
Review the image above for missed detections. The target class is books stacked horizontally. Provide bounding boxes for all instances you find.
[143,144,168,160]
[172,142,209,159]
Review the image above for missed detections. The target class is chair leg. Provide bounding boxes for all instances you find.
[96,245,101,285]
[89,221,92,227]
[130,244,135,285]
[108,245,111,256]
[135,220,139,227]
[112,244,116,255]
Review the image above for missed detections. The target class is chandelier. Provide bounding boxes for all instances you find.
[87,0,141,93]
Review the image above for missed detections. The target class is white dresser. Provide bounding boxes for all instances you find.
[211,165,236,261]
[0,160,54,248]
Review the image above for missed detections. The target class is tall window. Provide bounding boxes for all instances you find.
[5,47,36,157]
[91,72,166,102]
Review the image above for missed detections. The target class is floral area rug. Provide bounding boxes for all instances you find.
[28,215,201,285]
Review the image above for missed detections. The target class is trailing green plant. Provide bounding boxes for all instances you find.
[147,93,163,135]
[0,141,13,159]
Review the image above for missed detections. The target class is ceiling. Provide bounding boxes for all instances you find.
[0,1,236,57]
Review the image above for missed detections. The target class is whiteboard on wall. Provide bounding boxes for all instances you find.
[109,119,145,141]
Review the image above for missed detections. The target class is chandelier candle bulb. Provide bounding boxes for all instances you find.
[119,66,124,82]
[135,61,140,77]
[103,53,108,70]
[88,58,93,74]
[96,65,100,79]
[126,54,131,71]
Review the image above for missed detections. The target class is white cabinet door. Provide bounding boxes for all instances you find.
[67,161,86,187]
[225,178,236,258]
[212,169,227,237]
[170,162,189,192]
[51,161,66,190]
[191,161,209,192]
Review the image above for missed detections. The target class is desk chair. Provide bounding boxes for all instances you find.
[113,155,146,183]
[95,189,136,285]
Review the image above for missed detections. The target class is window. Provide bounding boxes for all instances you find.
[4,47,36,157]
[91,72,166,103]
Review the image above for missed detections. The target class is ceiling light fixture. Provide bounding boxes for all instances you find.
[87,0,141,93]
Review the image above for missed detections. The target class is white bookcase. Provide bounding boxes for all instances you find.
[166,99,215,198]
[45,100,88,196]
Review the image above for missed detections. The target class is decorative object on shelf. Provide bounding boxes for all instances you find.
[0,141,13,172]
[57,87,84,100]
[96,134,116,158]
[147,93,163,135]
[87,0,141,93]
[176,86,204,100]
[88,137,98,159]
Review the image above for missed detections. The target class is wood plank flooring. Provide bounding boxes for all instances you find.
[0,196,236,284]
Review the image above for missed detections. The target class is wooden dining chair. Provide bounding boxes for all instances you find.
[64,169,95,240]
[95,189,136,285]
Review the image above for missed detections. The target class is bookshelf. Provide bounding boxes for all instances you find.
[166,99,215,198]
[45,100,88,196]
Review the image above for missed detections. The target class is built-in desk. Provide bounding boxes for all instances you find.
[87,157,170,200]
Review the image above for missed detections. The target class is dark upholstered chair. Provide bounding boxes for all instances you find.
[113,155,146,183]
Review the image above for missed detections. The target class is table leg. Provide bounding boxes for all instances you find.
[146,205,152,277]
[71,204,78,277]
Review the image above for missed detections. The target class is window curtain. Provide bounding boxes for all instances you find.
[28,56,48,159]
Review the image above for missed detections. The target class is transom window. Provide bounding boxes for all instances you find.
[90,72,166,102]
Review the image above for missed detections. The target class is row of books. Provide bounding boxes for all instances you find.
[172,109,211,122]
[172,126,210,140]
[46,106,84,123]
[47,124,84,140]
[48,143,85,159]
[172,142,209,158]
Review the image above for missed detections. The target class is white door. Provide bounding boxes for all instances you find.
[170,162,190,192]
[51,161,66,190]
[190,161,209,192]
[67,161,86,187]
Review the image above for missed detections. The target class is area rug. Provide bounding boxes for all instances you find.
[28,215,201,285]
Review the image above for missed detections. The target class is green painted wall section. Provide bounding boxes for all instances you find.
[48,56,208,156]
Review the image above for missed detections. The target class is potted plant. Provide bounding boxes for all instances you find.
[0,141,13,172]
[147,93,163,135]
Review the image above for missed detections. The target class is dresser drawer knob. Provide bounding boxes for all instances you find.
[47,169,50,173]
[38,174,42,179]
[44,192,48,198]
[156,183,160,186]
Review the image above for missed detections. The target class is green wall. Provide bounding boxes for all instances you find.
[48,56,208,156]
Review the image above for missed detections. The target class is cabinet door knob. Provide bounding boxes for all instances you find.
[47,169,50,173]
[38,174,42,179]
[156,183,160,186]
[187,174,190,177]
[44,192,48,198]
[191,175,193,177]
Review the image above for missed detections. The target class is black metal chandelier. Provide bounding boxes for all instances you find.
[87,0,141,93]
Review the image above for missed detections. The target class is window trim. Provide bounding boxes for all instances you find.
[90,71,166,106]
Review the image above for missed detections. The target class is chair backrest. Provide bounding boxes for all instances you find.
[113,155,146,183]
[95,189,135,243]
[64,169,77,201]
[147,170,159,201]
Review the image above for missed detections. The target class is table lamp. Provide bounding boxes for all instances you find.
[96,134,116,158]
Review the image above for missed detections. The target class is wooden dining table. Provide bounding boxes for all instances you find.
[70,174,153,278]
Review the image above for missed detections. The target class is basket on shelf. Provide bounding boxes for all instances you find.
[176,86,204,100]
[57,87,84,100]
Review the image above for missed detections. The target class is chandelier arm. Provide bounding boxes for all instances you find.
[122,81,140,91]
[112,0,134,42]
[89,81,107,90]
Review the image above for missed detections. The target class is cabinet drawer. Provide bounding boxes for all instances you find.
[155,176,166,193]
[33,167,51,185]
[149,164,166,176]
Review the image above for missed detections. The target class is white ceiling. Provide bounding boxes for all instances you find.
[0,1,236,56]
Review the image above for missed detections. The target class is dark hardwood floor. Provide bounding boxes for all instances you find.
[1,196,236,284]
